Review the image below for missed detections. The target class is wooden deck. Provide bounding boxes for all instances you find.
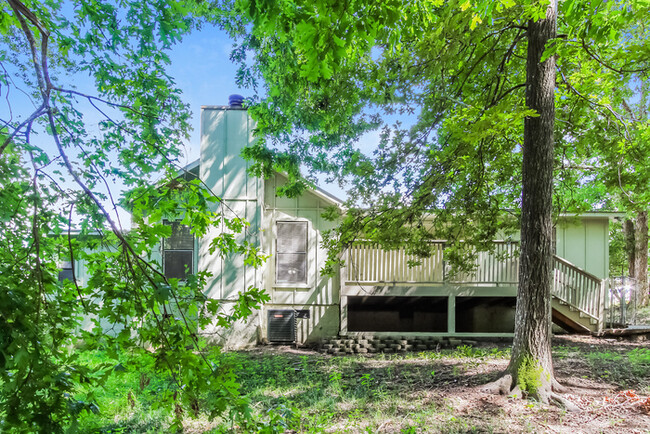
[343,241,606,333]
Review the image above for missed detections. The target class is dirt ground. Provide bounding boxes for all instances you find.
[258,334,650,433]
[424,334,650,433]
[192,334,650,433]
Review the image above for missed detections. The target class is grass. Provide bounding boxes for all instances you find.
[581,347,650,389]
[71,341,650,433]
[73,351,174,433]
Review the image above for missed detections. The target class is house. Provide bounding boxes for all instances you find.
[166,99,618,349]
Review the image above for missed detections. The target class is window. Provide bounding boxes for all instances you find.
[58,261,73,283]
[163,220,194,279]
[276,221,308,285]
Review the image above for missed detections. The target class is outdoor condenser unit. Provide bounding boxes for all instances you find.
[267,309,296,343]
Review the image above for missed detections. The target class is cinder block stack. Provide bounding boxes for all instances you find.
[319,335,479,355]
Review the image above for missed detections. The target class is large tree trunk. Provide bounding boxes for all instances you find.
[509,0,557,403]
[484,1,572,407]
[634,211,648,307]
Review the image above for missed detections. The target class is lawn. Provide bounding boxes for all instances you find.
[74,335,650,433]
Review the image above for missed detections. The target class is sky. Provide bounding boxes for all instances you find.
[165,29,249,166]
[1,26,253,228]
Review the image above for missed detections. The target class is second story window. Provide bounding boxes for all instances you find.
[163,220,193,280]
[276,221,308,285]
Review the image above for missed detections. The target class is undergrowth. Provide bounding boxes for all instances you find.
[582,347,650,387]
[516,356,544,395]
[69,342,650,432]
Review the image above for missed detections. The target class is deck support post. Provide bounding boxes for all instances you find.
[447,294,456,334]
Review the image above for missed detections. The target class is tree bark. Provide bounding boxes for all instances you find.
[494,0,558,403]
[634,211,648,307]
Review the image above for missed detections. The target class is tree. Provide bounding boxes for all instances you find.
[487,0,559,402]
[1,1,268,431]
[549,3,650,307]
[231,0,650,404]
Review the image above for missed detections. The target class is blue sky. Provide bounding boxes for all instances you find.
[1,27,251,227]
[2,22,385,224]
[166,29,249,165]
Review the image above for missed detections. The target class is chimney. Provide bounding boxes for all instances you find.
[228,94,245,108]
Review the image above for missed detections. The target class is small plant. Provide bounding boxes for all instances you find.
[329,371,343,384]
[454,345,477,358]
[517,356,544,396]
[329,370,345,394]
[629,348,650,371]
[360,372,374,388]
[386,364,394,380]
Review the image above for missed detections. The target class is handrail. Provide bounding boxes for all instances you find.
[552,255,605,331]
[345,241,519,285]
[552,255,603,283]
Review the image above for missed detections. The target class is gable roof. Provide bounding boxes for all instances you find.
[182,159,344,207]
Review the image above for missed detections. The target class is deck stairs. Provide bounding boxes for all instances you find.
[551,255,606,334]
[551,297,601,333]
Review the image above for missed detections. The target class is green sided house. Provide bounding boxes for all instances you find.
[167,101,618,349]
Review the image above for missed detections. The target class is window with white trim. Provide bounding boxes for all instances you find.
[276,221,308,285]
[163,220,194,280]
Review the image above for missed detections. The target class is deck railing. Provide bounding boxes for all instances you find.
[345,241,519,285]
[345,242,606,325]
[552,255,605,323]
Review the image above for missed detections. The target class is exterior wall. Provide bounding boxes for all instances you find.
[199,106,264,348]
[195,105,612,345]
[198,107,340,348]
[261,173,341,344]
[556,216,610,279]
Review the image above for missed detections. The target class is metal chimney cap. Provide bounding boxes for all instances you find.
[228,94,245,108]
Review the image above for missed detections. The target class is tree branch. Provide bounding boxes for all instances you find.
[581,37,649,75]
[7,0,49,96]
[0,104,46,156]
[53,87,150,118]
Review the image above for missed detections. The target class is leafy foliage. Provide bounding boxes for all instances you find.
[516,355,545,396]
[228,0,650,401]
[228,0,650,270]
[0,1,268,431]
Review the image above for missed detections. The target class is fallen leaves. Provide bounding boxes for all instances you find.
[601,390,650,414]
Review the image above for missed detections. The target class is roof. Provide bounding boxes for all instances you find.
[559,211,626,219]
[273,172,344,207]
[182,160,344,207]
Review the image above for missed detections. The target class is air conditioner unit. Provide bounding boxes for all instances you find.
[267,309,296,343]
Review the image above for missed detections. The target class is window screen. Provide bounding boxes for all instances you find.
[276,221,308,284]
[163,220,194,279]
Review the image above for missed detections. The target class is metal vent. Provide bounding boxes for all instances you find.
[268,309,296,342]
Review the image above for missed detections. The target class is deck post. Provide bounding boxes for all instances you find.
[447,294,456,334]
[598,279,606,333]
[340,295,348,336]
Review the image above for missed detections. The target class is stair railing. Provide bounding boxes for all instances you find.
[552,255,606,330]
